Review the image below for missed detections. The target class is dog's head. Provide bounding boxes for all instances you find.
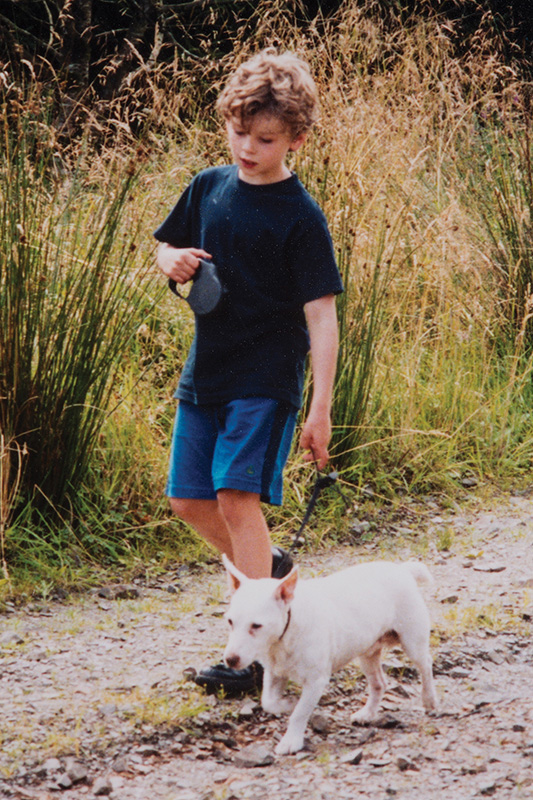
[222,554,298,671]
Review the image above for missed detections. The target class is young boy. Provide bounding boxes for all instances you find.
[155,49,343,694]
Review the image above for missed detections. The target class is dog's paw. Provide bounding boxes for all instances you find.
[262,698,295,716]
[350,707,377,725]
[422,688,439,712]
[275,732,304,755]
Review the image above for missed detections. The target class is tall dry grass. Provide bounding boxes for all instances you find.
[285,4,533,494]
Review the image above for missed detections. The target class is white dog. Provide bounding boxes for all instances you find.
[223,556,438,755]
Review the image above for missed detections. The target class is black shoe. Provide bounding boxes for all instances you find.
[193,661,264,696]
[271,545,293,579]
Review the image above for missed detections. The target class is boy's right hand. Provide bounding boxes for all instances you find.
[156,244,212,284]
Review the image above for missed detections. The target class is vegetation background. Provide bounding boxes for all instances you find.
[1,0,532,600]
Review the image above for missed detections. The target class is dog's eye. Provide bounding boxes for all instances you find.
[250,623,262,632]
[227,618,233,627]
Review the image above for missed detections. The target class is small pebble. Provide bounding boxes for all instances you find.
[93,775,113,796]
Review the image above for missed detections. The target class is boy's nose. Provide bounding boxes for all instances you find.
[242,136,254,154]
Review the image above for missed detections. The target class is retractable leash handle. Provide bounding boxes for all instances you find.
[168,259,224,316]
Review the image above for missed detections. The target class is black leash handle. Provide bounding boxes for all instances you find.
[289,467,348,552]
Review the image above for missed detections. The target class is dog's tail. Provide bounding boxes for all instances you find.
[404,561,434,586]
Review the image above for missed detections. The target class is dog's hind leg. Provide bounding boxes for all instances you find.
[418,653,438,712]
[350,643,387,724]
[275,674,329,755]
[401,637,438,712]
[397,616,438,712]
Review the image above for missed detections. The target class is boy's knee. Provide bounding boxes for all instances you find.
[169,496,200,522]
[217,489,260,525]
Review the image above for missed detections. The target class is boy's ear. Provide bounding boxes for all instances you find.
[222,554,247,594]
[274,566,298,604]
[289,131,308,153]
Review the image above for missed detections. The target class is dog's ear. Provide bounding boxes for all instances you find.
[222,553,246,594]
[274,566,298,604]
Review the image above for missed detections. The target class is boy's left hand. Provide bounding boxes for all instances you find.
[299,410,331,470]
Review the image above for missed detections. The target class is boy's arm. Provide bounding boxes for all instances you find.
[156,242,211,284]
[300,294,339,469]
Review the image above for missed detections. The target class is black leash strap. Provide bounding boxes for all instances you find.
[289,467,349,553]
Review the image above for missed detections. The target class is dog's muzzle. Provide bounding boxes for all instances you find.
[225,653,241,669]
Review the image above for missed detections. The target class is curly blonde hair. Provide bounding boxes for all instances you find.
[217,48,319,137]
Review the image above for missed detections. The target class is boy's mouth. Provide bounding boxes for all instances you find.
[240,158,257,169]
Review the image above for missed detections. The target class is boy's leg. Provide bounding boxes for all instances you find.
[166,401,237,560]
[171,492,287,580]
[185,398,297,695]
[171,492,272,578]
[210,397,297,577]
[216,489,271,578]
[166,400,236,554]
[169,497,235,562]
[166,399,293,577]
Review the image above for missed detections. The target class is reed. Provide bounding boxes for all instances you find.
[456,119,533,351]
[0,112,156,528]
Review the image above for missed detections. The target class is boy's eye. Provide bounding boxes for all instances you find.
[260,139,273,145]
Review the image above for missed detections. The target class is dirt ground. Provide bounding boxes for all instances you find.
[0,491,532,800]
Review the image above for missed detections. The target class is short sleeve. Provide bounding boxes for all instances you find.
[288,210,344,304]
[153,180,195,247]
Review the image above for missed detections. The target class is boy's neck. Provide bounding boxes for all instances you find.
[238,163,292,185]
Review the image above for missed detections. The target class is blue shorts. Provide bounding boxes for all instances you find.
[166,398,298,505]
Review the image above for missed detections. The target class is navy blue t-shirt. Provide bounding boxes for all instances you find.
[154,165,343,408]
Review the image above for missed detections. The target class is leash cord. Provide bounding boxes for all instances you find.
[289,467,350,553]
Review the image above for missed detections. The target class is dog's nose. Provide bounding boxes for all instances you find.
[225,653,241,669]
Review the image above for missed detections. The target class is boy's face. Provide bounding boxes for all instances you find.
[226,113,307,185]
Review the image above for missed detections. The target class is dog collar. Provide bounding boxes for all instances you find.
[279,608,292,641]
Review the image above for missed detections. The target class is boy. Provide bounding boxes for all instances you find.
[155,49,343,694]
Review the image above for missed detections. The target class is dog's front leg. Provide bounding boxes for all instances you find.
[275,675,329,756]
[261,670,293,715]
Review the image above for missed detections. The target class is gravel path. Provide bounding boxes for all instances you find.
[1,494,532,799]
